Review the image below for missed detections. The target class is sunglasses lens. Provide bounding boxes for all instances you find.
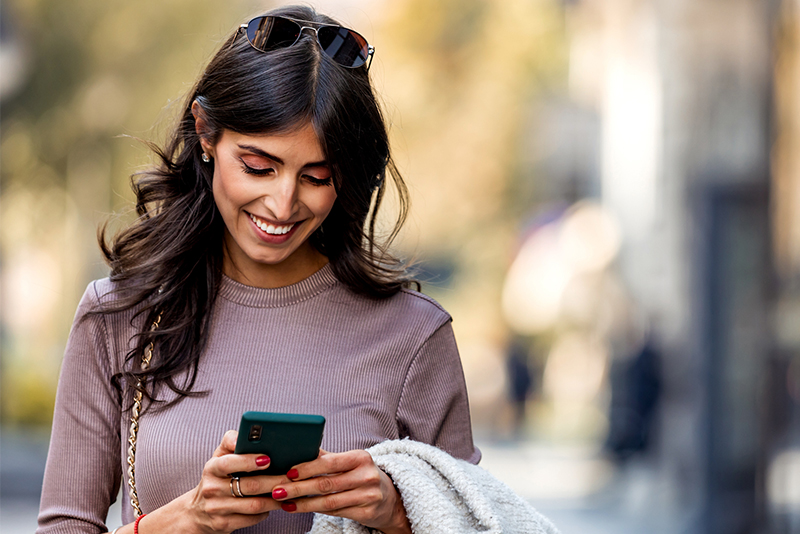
[317,26,369,68]
[246,16,300,52]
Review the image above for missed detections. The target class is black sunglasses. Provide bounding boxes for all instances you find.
[239,15,375,70]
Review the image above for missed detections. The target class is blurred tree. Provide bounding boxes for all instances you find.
[376,0,567,430]
[0,0,568,431]
[0,0,255,426]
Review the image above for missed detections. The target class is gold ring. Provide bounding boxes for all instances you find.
[230,476,244,498]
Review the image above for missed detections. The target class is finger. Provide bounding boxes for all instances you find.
[272,468,379,501]
[288,449,372,481]
[280,486,384,515]
[215,494,279,517]
[204,511,272,533]
[207,453,272,478]
[213,430,239,457]
[236,473,291,497]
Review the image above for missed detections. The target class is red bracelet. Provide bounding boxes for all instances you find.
[134,514,146,534]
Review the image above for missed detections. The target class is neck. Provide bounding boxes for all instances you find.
[222,243,330,289]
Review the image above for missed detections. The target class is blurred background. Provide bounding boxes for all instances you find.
[2,0,800,532]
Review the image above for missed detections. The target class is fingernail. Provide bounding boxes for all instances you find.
[256,455,270,467]
[281,502,297,512]
[272,488,287,499]
[287,468,299,479]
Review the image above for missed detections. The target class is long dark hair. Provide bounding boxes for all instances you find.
[99,5,413,406]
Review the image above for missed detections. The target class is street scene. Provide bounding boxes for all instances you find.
[3,0,800,533]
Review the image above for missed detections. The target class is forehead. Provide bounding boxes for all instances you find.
[219,122,325,162]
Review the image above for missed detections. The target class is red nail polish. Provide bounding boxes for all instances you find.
[256,455,270,467]
[272,488,287,499]
[281,502,297,512]
[287,468,299,479]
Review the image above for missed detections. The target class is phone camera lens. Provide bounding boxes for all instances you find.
[248,425,262,442]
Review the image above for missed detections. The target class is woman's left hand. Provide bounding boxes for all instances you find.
[269,449,411,534]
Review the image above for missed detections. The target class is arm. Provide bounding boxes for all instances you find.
[396,322,480,463]
[98,431,280,534]
[37,283,124,533]
[266,322,478,532]
[37,285,282,534]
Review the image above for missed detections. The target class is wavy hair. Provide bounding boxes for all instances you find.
[99,5,414,406]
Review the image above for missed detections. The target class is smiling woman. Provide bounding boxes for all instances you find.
[35,4,482,534]
[202,123,338,288]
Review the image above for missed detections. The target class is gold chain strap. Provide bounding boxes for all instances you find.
[126,313,162,517]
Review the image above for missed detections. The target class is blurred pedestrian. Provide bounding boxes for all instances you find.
[507,336,534,437]
[604,334,662,461]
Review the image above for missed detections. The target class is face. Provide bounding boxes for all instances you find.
[201,122,337,288]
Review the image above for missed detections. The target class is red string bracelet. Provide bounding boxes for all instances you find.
[134,514,147,534]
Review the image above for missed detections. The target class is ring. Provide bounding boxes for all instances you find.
[230,476,245,498]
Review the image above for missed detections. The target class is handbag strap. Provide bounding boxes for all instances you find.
[127,313,162,517]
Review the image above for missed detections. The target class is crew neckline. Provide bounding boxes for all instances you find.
[218,263,338,308]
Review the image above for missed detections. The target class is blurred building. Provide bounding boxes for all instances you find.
[530,0,798,532]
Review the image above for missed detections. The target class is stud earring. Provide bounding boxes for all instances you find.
[201,153,211,163]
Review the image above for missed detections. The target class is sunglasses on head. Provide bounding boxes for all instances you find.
[239,15,375,70]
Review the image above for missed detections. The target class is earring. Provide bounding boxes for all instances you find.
[201,153,211,163]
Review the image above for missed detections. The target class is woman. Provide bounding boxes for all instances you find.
[37,5,478,534]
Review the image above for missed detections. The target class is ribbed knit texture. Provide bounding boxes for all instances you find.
[37,265,479,534]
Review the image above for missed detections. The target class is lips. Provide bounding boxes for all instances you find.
[248,213,296,235]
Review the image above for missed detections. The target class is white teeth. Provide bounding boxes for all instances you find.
[250,214,294,235]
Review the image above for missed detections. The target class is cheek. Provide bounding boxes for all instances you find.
[315,189,338,219]
[212,169,243,214]
[301,186,338,220]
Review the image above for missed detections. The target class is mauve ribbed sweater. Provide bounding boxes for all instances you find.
[37,264,479,534]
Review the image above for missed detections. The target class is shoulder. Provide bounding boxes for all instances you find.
[396,287,450,317]
[320,281,452,345]
[73,278,113,316]
[393,287,453,333]
[330,282,452,326]
[73,277,143,331]
[87,277,115,302]
[79,277,146,309]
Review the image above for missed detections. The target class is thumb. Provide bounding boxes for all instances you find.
[213,430,238,457]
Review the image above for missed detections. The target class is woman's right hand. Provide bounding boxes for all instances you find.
[140,430,284,534]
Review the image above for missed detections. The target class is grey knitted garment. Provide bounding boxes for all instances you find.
[310,439,560,534]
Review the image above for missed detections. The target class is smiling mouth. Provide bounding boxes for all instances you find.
[248,213,296,235]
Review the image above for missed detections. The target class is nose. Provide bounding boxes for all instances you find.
[263,173,298,221]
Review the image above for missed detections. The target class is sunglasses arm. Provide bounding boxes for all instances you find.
[367,45,375,71]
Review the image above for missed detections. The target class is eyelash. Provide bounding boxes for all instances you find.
[240,160,333,187]
[305,176,334,187]
[240,160,274,176]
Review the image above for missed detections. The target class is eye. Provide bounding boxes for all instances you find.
[304,174,333,187]
[240,159,275,176]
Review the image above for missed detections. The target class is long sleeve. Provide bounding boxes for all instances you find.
[37,282,123,533]
[395,322,481,464]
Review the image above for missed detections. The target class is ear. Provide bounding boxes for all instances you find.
[191,100,215,156]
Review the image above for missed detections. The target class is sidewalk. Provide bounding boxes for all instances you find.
[477,439,676,534]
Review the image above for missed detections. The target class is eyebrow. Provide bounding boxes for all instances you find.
[237,144,328,168]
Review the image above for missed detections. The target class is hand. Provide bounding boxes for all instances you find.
[269,449,411,534]
[154,430,285,534]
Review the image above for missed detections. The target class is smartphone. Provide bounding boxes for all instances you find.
[233,411,326,477]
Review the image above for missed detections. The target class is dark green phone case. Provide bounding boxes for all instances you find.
[233,411,325,477]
